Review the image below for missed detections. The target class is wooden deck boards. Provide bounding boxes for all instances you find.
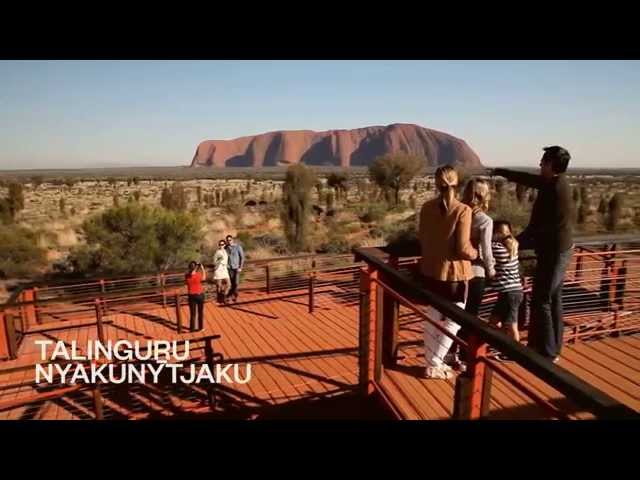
[1,278,639,420]
[386,304,640,419]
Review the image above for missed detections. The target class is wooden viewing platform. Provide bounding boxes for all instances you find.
[1,235,640,420]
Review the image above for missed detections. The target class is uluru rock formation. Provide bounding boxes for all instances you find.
[190,123,483,169]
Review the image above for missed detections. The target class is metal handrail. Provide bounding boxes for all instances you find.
[354,245,639,419]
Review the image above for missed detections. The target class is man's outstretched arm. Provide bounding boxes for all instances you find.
[492,168,544,189]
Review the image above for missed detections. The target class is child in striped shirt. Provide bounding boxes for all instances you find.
[490,220,524,344]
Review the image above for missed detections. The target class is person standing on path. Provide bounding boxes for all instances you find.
[418,165,478,379]
[492,146,574,363]
[225,234,245,302]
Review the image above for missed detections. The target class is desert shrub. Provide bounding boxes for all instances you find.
[235,231,255,251]
[359,203,388,223]
[67,203,203,274]
[133,191,141,202]
[385,226,418,250]
[160,182,188,211]
[31,176,44,189]
[59,197,66,213]
[0,225,47,278]
[516,184,529,204]
[489,195,531,234]
[253,233,288,255]
[317,233,352,254]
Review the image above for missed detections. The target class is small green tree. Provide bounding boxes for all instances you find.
[577,195,590,225]
[368,154,425,206]
[281,164,316,252]
[327,172,349,201]
[326,190,334,211]
[6,183,25,220]
[69,204,202,274]
[31,176,44,189]
[160,183,187,211]
[0,224,47,278]
[573,186,581,204]
[607,193,624,231]
[598,196,608,215]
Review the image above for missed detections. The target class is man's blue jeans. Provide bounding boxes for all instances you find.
[528,247,573,360]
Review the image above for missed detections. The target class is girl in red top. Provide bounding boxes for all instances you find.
[185,261,207,331]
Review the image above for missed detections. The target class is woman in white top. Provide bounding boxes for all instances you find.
[213,239,231,304]
[447,178,496,366]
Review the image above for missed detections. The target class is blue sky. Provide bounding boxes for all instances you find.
[0,60,638,169]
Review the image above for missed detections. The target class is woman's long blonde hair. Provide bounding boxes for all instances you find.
[435,165,459,211]
[462,178,491,212]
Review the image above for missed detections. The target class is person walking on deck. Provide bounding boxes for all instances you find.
[225,234,245,302]
[492,146,573,362]
[418,165,478,379]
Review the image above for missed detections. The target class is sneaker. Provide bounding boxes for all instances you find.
[443,352,459,366]
[424,365,454,380]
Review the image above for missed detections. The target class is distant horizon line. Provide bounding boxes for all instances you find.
[1,165,640,175]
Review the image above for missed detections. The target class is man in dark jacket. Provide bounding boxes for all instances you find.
[492,146,573,362]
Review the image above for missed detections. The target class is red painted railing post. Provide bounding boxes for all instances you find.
[92,385,104,420]
[175,291,183,333]
[22,288,36,330]
[358,266,379,394]
[33,286,41,326]
[265,265,271,294]
[0,311,13,359]
[94,299,105,343]
[308,273,315,314]
[454,333,491,419]
[382,256,400,366]
[574,248,584,282]
[160,273,166,308]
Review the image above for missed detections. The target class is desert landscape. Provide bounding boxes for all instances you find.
[1,165,640,301]
[1,125,640,302]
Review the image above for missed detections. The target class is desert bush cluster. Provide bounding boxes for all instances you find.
[1,162,639,294]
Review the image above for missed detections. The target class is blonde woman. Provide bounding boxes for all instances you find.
[447,179,497,367]
[213,239,231,304]
[418,165,478,379]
